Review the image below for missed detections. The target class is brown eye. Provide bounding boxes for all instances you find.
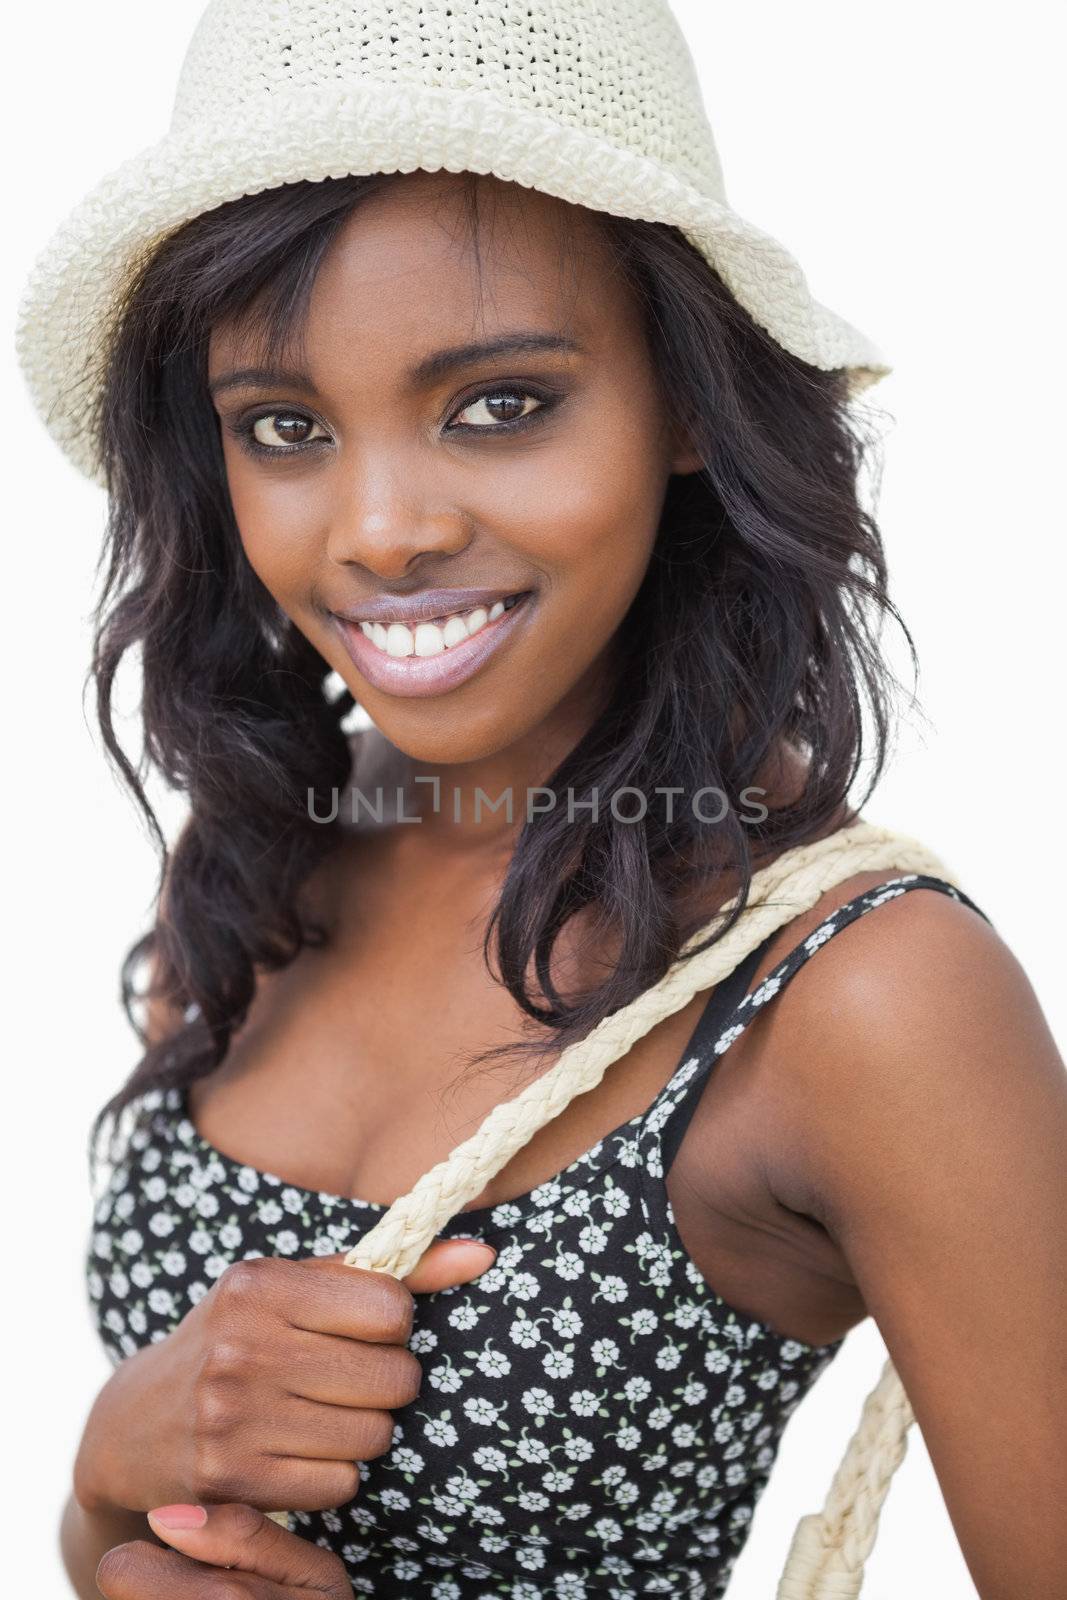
[452,390,545,428]
[250,413,329,449]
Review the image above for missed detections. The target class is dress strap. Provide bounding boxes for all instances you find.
[657,872,990,1177]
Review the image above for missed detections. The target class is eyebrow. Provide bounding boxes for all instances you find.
[207,330,586,400]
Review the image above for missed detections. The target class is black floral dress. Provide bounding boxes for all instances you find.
[86,874,987,1597]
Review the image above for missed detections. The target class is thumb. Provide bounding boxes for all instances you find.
[401,1236,497,1294]
[146,1502,346,1592]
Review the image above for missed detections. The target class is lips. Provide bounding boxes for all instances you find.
[331,590,534,700]
[334,587,530,626]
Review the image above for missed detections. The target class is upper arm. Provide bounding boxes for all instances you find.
[767,887,1067,1600]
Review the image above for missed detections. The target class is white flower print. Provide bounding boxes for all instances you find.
[428,1361,464,1395]
[551,1305,583,1338]
[422,1416,459,1447]
[506,1271,540,1301]
[569,1390,602,1418]
[474,1346,511,1379]
[509,1313,541,1349]
[593,1273,628,1304]
[463,1395,504,1426]
[804,919,838,953]
[546,1250,585,1280]
[867,886,905,908]
[714,1023,745,1055]
[593,1517,624,1545]
[748,975,782,1008]
[521,1387,557,1419]
[515,1436,551,1465]
[542,1348,574,1380]
[622,1375,652,1405]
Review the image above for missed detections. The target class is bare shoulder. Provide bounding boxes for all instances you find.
[747,864,1065,1232]
[739,865,1067,1595]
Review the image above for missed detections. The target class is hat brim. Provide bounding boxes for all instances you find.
[15,82,891,488]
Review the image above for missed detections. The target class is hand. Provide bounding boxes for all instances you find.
[75,1237,496,1518]
[96,1501,353,1597]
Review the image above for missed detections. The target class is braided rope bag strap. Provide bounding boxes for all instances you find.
[267,820,958,1598]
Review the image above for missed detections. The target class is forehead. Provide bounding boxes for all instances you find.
[209,170,632,372]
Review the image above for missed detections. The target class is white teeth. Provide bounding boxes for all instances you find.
[385,623,414,658]
[357,597,521,658]
[414,622,444,657]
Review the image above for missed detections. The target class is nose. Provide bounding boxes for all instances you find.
[324,458,472,576]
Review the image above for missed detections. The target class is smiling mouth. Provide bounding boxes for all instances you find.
[355,592,530,658]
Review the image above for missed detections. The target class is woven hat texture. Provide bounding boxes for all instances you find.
[15,0,891,487]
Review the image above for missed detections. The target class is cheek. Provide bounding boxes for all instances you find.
[519,417,666,618]
[224,453,324,603]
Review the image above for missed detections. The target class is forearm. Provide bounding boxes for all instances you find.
[59,1490,162,1599]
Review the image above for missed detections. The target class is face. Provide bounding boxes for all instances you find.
[208,171,701,769]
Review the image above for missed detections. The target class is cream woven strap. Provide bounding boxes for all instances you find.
[266,819,956,1596]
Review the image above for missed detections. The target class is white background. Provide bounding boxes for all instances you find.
[3,3,1064,1596]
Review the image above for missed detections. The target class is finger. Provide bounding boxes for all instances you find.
[234,1456,363,1515]
[260,1391,397,1461]
[284,1241,495,1339]
[401,1237,497,1294]
[272,1324,423,1408]
[95,1538,224,1599]
[146,1502,349,1593]
[280,1256,417,1342]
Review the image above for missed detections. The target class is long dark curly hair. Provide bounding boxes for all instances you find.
[85,169,912,1180]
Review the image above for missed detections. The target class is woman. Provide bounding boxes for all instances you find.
[16,2,1065,1597]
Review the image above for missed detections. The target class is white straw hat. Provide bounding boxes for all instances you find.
[15,0,891,489]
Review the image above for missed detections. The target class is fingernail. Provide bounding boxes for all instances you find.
[148,1505,208,1530]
